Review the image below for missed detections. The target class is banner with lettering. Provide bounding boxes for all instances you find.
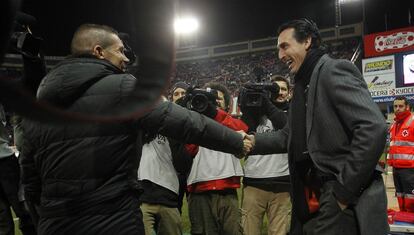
[364,26,414,58]
[363,55,396,102]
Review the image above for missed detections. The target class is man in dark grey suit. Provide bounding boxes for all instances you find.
[247,19,388,235]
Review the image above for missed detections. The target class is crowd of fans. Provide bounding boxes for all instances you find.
[171,37,361,95]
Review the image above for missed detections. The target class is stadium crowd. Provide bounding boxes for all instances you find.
[170,37,360,95]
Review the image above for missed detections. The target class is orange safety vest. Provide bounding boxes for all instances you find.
[389,114,414,168]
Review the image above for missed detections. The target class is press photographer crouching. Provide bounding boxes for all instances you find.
[239,75,293,235]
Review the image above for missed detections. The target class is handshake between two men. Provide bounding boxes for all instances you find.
[238,131,255,157]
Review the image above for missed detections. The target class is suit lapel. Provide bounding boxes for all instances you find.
[306,54,329,141]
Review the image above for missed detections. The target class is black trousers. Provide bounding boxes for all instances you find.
[302,181,360,235]
[0,155,36,235]
[393,168,414,194]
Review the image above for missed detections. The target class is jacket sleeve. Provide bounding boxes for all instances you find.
[177,109,248,159]
[19,120,41,205]
[137,101,244,155]
[266,104,288,130]
[215,109,248,132]
[169,138,195,176]
[322,59,387,204]
[250,122,289,155]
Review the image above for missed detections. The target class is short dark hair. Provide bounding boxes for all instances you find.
[203,82,231,111]
[277,18,324,50]
[395,96,409,106]
[71,24,119,56]
[271,75,290,90]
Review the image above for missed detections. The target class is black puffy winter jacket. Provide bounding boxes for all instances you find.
[20,57,243,234]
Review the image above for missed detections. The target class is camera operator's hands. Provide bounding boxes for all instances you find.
[261,93,274,116]
[240,108,260,132]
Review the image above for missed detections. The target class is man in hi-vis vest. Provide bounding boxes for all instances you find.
[389,96,414,212]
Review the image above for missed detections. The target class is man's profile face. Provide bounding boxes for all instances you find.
[274,81,289,103]
[102,34,130,72]
[172,88,186,103]
[216,90,226,110]
[277,28,311,74]
[394,100,409,114]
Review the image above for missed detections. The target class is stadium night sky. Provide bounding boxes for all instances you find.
[19,0,413,56]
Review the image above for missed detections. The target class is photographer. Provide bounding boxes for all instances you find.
[240,75,291,235]
[136,82,191,235]
[0,12,46,235]
[180,82,247,235]
[0,104,36,235]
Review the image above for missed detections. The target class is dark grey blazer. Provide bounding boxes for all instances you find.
[253,54,389,235]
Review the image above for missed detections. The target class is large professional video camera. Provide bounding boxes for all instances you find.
[9,12,43,59]
[239,82,279,108]
[180,86,218,113]
[238,67,279,108]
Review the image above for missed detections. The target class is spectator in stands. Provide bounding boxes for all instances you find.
[240,75,291,235]
[388,96,414,212]
[186,82,246,235]
[19,24,251,235]
[245,18,388,235]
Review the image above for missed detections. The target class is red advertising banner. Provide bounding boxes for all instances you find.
[364,27,414,58]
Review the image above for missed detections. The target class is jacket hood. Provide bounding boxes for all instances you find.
[37,57,122,107]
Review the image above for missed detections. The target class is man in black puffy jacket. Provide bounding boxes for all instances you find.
[19,24,250,235]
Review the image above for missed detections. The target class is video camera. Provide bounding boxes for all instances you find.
[239,82,279,108]
[118,33,137,66]
[181,86,218,113]
[239,66,279,109]
[9,12,43,59]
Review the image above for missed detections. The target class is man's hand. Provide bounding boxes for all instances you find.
[236,131,255,157]
[246,134,255,150]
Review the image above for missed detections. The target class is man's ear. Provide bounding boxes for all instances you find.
[92,45,105,59]
[304,36,312,51]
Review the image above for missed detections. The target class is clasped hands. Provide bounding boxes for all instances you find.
[237,131,255,157]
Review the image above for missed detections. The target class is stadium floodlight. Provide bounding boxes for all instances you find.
[174,17,199,35]
[339,0,360,3]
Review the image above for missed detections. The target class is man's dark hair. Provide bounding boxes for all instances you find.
[395,96,409,106]
[204,82,231,111]
[277,18,324,50]
[71,23,119,56]
[271,75,290,90]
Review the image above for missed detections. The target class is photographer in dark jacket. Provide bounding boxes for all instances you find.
[19,24,251,235]
[240,75,291,235]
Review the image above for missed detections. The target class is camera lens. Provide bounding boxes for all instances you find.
[191,94,208,112]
